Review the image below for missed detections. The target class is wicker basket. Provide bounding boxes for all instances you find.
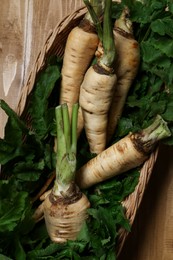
[16,6,159,257]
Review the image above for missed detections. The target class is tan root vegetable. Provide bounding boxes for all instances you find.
[43,104,90,243]
[76,115,171,189]
[80,0,117,154]
[59,1,104,136]
[80,66,116,153]
[33,202,45,223]
[107,7,140,143]
[44,185,90,243]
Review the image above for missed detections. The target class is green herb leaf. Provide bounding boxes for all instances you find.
[28,64,61,140]
[0,100,29,146]
[14,238,26,260]
[0,179,30,233]
[0,254,13,260]
[151,17,173,37]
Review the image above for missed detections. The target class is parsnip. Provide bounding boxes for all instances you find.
[43,104,90,242]
[107,7,140,143]
[80,0,117,154]
[76,115,171,189]
[60,0,104,136]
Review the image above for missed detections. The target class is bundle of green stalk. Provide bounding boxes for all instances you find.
[0,0,173,259]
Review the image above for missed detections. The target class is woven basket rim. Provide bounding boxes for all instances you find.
[15,5,159,256]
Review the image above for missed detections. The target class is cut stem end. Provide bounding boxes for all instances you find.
[135,115,171,153]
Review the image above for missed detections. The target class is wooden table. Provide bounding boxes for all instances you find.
[0,1,173,259]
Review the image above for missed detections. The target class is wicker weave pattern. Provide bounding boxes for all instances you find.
[16,7,158,255]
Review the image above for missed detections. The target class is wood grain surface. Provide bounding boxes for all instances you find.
[118,144,173,260]
[0,1,173,259]
[0,0,84,137]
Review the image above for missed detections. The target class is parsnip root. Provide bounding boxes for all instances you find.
[107,8,140,142]
[76,115,171,189]
[43,104,90,242]
[80,0,117,154]
[43,185,90,243]
[60,10,101,136]
[80,65,117,153]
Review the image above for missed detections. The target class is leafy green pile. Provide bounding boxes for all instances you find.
[0,0,173,259]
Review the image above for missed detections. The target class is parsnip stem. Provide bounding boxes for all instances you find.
[84,0,116,69]
[137,115,171,152]
[62,103,71,153]
[100,0,116,68]
[54,104,78,191]
[71,103,79,154]
[83,0,103,41]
